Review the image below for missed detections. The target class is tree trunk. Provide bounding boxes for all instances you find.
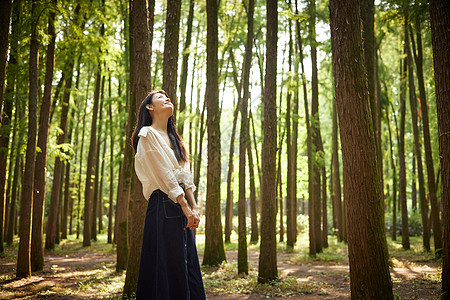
[177,0,195,135]
[286,16,294,248]
[92,76,105,241]
[405,11,430,252]
[122,0,152,294]
[203,0,226,267]
[398,46,409,250]
[83,66,101,246]
[258,0,277,283]
[331,98,343,242]
[428,0,450,295]
[309,0,322,254]
[386,106,397,241]
[108,80,114,244]
[0,0,19,252]
[410,16,442,258]
[0,0,12,117]
[225,100,240,243]
[237,0,254,274]
[329,0,394,298]
[31,0,57,269]
[162,0,181,115]
[16,0,39,277]
[297,21,315,256]
[115,0,135,270]
[248,110,258,244]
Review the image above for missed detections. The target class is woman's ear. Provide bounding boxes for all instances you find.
[146,104,153,111]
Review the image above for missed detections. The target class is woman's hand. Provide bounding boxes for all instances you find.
[179,198,200,229]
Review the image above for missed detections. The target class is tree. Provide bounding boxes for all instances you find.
[409,11,442,257]
[162,0,181,114]
[237,0,254,275]
[428,0,450,295]
[331,97,343,242]
[16,0,40,277]
[122,0,152,294]
[309,0,322,254]
[0,0,12,116]
[398,42,409,250]
[405,10,429,252]
[31,0,57,270]
[0,0,13,254]
[177,0,195,135]
[258,0,277,284]
[329,0,394,298]
[203,0,226,267]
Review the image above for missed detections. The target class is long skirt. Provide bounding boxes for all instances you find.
[136,188,206,300]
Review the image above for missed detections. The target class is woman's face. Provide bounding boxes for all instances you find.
[146,92,173,116]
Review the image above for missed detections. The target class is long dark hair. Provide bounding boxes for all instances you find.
[131,90,188,163]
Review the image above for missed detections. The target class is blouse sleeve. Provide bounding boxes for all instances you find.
[182,160,196,192]
[134,128,185,203]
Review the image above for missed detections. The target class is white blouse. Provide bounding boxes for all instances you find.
[134,126,196,203]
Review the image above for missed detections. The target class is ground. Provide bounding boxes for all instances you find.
[0,233,442,299]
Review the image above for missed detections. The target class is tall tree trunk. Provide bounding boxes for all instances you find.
[83,66,101,246]
[92,76,105,241]
[309,0,322,254]
[248,109,258,244]
[286,16,294,248]
[108,78,114,244]
[238,0,254,274]
[31,0,57,270]
[122,0,152,294]
[405,11,430,252]
[329,0,394,298]
[297,21,315,256]
[0,0,12,117]
[203,0,226,266]
[398,46,409,250]
[177,0,195,135]
[331,97,343,242]
[0,0,19,252]
[410,16,442,258]
[16,0,40,277]
[320,134,327,248]
[428,0,450,295]
[225,100,240,243]
[386,106,397,241]
[258,0,277,283]
[162,0,181,116]
[115,0,135,270]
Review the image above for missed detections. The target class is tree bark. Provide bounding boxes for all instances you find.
[331,97,343,242]
[0,0,12,117]
[16,0,40,277]
[162,0,181,115]
[177,0,195,135]
[258,0,277,283]
[410,16,442,257]
[428,0,450,295]
[398,44,409,250]
[286,16,294,248]
[405,11,430,252]
[31,0,57,269]
[329,0,394,298]
[0,0,18,253]
[309,0,322,254]
[122,0,152,294]
[237,0,254,274]
[385,106,397,241]
[203,0,226,267]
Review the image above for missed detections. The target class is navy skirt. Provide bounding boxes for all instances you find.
[136,188,206,300]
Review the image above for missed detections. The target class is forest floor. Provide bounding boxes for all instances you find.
[0,233,442,299]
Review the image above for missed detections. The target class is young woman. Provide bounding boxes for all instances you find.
[132,90,206,299]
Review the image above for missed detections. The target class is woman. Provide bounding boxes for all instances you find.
[132,90,206,300]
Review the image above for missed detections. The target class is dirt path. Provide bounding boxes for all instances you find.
[0,245,441,299]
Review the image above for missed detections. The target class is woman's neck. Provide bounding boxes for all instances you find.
[151,116,169,132]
